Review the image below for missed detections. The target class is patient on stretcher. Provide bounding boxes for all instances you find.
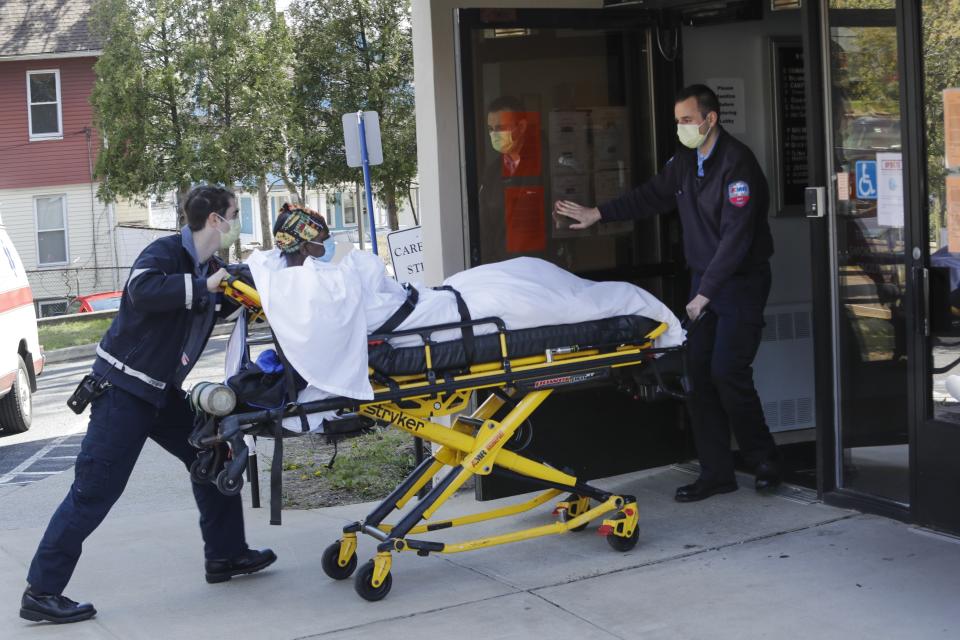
[244,206,683,432]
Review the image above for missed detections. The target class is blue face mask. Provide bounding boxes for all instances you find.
[317,237,336,263]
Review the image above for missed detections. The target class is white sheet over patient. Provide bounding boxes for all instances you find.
[246,250,683,432]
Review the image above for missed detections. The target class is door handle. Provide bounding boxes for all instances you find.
[915,265,929,337]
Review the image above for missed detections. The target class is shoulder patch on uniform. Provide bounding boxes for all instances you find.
[728,181,751,207]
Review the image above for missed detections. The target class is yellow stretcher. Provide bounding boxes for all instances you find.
[192,275,689,601]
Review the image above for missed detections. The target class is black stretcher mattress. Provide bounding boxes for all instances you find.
[367,315,662,376]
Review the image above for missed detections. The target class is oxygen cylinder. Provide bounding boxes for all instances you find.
[190,382,237,416]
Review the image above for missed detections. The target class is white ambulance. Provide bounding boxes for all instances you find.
[0,215,42,433]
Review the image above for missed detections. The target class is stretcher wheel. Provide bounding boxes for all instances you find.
[354,560,392,601]
[190,457,214,484]
[570,520,589,533]
[215,469,244,496]
[322,541,358,580]
[505,419,533,452]
[605,513,639,552]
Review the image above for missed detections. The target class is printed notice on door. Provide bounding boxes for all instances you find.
[877,153,904,228]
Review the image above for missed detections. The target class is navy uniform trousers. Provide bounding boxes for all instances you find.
[687,265,778,483]
[27,385,246,594]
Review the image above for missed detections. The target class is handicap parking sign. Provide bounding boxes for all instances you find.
[855,160,878,200]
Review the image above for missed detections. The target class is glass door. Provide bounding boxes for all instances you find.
[919,0,960,533]
[822,0,910,504]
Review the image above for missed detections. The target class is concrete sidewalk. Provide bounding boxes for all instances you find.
[1,443,959,639]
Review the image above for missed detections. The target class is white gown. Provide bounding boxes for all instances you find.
[246,250,683,432]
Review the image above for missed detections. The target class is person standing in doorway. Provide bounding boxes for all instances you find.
[553,84,780,502]
[20,185,277,624]
[478,96,544,262]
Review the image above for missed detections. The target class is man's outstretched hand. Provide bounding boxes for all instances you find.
[553,200,602,230]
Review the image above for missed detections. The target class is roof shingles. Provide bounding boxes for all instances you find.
[0,0,101,58]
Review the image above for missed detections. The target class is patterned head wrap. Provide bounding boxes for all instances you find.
[274,204,330,254]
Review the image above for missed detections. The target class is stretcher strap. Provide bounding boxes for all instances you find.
[274,340,310,433]
[433,285,475,365]
[373,283,420,334]
[271,418,283,526]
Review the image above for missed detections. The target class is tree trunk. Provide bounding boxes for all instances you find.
[281,171,303,205]
[258,175,272,249]
[407,184,419,226]
[176,184,191,228]
[386,188,399,231]
[355,182,365,250]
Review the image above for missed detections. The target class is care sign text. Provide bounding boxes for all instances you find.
[387,226,426,285]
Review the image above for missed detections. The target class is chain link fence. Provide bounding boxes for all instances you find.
[26,267,133,317]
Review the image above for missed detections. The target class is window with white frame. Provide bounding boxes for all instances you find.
[239,196,254,234]
[27,70,63,140]
[342,191,357,225]
[35,195,68,266]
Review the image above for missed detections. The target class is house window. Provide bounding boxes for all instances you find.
[35,195,68,266]
[27,70,63,140]
[342,191,357,225]
[37,299,69,318]
[269,195,289,226]
[239,196,254,234]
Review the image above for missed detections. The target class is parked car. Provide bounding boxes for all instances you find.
[66,291,123,314]
[0,216,43,434]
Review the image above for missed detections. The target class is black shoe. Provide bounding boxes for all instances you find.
[20,588,96,624]
[205,548,277,584]
[755,461,782,491]
[675,479,738,503]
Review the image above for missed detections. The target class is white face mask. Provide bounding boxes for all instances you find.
[306,237,336,263]
[490,130,515,154]
[677,119,713,149]
[216,214,241,249]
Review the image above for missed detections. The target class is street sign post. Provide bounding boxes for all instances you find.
[342,111,383,256]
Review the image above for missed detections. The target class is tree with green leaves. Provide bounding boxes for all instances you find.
[91,0,202,209]
[91,0,294,248]
[288,0,416,230]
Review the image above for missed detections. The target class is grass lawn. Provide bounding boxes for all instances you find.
[39,318,112,351]
[280,427,417,508]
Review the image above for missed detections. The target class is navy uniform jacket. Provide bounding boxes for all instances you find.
[92,227,228,407]
[598,128,774,300]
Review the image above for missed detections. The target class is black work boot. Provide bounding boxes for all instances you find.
[755,460,782,491]
[205,548,277,584]
[20,587,96,624]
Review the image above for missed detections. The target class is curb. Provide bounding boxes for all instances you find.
[43,343,98,365]
[42,322,243,365]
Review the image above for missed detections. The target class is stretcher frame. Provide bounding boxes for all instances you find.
[194,276,688,601]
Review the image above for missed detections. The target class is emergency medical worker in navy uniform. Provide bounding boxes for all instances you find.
[20,186,276,624]
[554,85,780,502]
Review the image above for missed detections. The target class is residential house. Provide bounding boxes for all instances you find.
[0,0,154,316]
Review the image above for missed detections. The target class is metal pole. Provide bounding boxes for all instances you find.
[356,111,379,256]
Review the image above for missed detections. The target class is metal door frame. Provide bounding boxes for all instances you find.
[809,0,922,521]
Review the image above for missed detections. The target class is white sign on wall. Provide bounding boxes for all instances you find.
[706,77,745,134]
[387,226,426,286]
